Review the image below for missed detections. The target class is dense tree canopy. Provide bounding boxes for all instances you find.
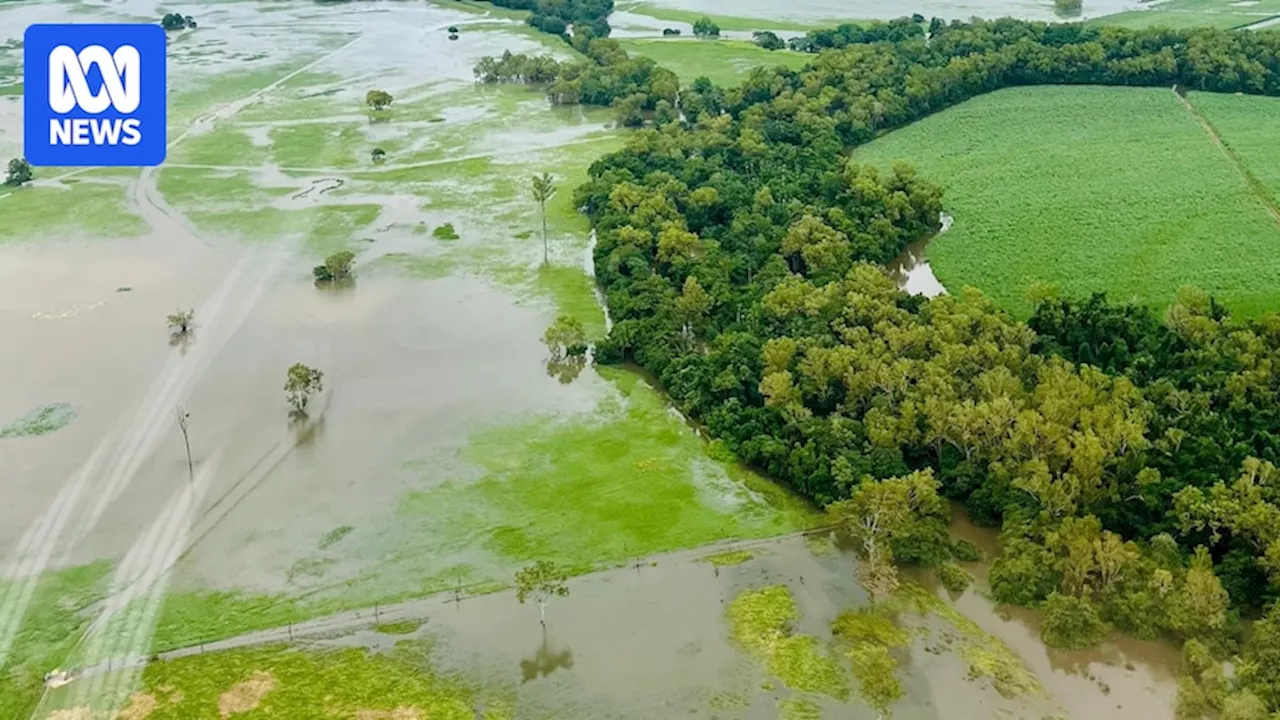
[477,14,1280,714]
[474,0,613,41]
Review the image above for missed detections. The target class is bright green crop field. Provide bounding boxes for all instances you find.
[1191,91,1280,202]
[617,38,812,87]
[853,85,1280,317]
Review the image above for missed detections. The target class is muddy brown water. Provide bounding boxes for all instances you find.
[887,213,950,298]
[933,507,1183,720]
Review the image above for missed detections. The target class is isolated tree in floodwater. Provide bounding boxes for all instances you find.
[284,363,324,413]
[313,250,355,283]
[692,16,720,38]
[4,157,32,187]
[365,89,393,111]
[543,313,586,359]
[515,560,569,626]
[531,172,556,265]
[167,309,194,336]
[371,147,386,163]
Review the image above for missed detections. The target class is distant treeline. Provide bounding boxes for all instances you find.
[470,0,613,40]
[476,15,1280,714]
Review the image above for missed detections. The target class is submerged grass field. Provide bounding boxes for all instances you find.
[618,38,812,87]
[854,85,1280,317]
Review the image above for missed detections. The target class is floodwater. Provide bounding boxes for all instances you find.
[937,507,1183,720]
[632,0,1146,22]
[2,1,1182,718]
[888,212,950,297]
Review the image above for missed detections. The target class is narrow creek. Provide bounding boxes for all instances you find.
[888,212,951,297]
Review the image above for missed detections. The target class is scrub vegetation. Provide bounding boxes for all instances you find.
[0,403,77,438]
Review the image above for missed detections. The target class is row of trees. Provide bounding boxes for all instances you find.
[471,15,1280,715]
[474,0,613,42]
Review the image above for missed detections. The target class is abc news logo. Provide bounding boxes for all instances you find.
[48,44,143,146]
[24,24,167,167]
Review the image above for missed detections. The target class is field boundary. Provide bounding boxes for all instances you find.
[1173,85,1280,227]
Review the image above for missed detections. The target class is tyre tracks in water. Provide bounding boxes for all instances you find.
[6,29,373,718]
[1173,85,1280,228]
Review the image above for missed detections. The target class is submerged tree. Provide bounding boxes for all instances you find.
[543,313,586,359]
[4,158,32,187]
[284,363,324,413]
[752,31,785,51]
[371,147,386,163]
[531,172,557,265]
[313,250,355,283]
[167,309,194,336]
[365,89,394,111]
[515,560,570,626]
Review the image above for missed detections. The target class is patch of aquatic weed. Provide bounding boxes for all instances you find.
[892,581,1041,698]
[702,550,754,567]
[396,367,810,574]
[318,525,354,550]
[374,620,424,636]
[117,642,513,720]
[805,533,836,557]
[1,403,76,438]
[778,695,823,720]
[0,562,113,720]
[832,605,911,710]
[727,586,849,700]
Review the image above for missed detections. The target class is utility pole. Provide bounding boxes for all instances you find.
[176,406,193,482]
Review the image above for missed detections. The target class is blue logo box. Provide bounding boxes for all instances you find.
[24,24,167,167]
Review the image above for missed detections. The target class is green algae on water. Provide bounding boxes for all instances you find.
[374,620,423,635]
[727,585,849,700]
[1,403,76,438]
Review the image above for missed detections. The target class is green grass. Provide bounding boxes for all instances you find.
[616,2,840,31]
[853,85,1280,317]
[0,403,76,438]
[0,563,113,719]
[0,182,147,240]
[168,123,271,167]
[617,38,812,87]
[727,585,849,699]
[1190,91,1280,202]
[40,642,514,719]
[187,204,382,254]
[397,367,817,574]
[532,265,608,341]
[268,122,367,169]
[1092,0,1280,28]
[150,591,343,652]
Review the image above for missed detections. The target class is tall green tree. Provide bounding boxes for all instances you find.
[531,172,557,265]
[515,560,570,626]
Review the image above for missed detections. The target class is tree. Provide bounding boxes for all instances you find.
[284,363,324,413]
[828,470,946,597]
[365,89,394,111]
[531,172,556,265]
[514,560,569,626]
[4,158,32,187]
[167,309,194,336]
[543,313,586,358]
[1040,592,1108,649]
[753,31,785,51]
[175,406,193,483]
[161,13,191,31]
[313,250,355,283]
[371,147,386,163]
[692,17,720,38]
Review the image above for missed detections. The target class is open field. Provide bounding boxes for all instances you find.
[1191,91,1280,202]
[617,38,812,86]
[620,0,1143,23]
[854,85,1280,317]
[1092,0,1280,28]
